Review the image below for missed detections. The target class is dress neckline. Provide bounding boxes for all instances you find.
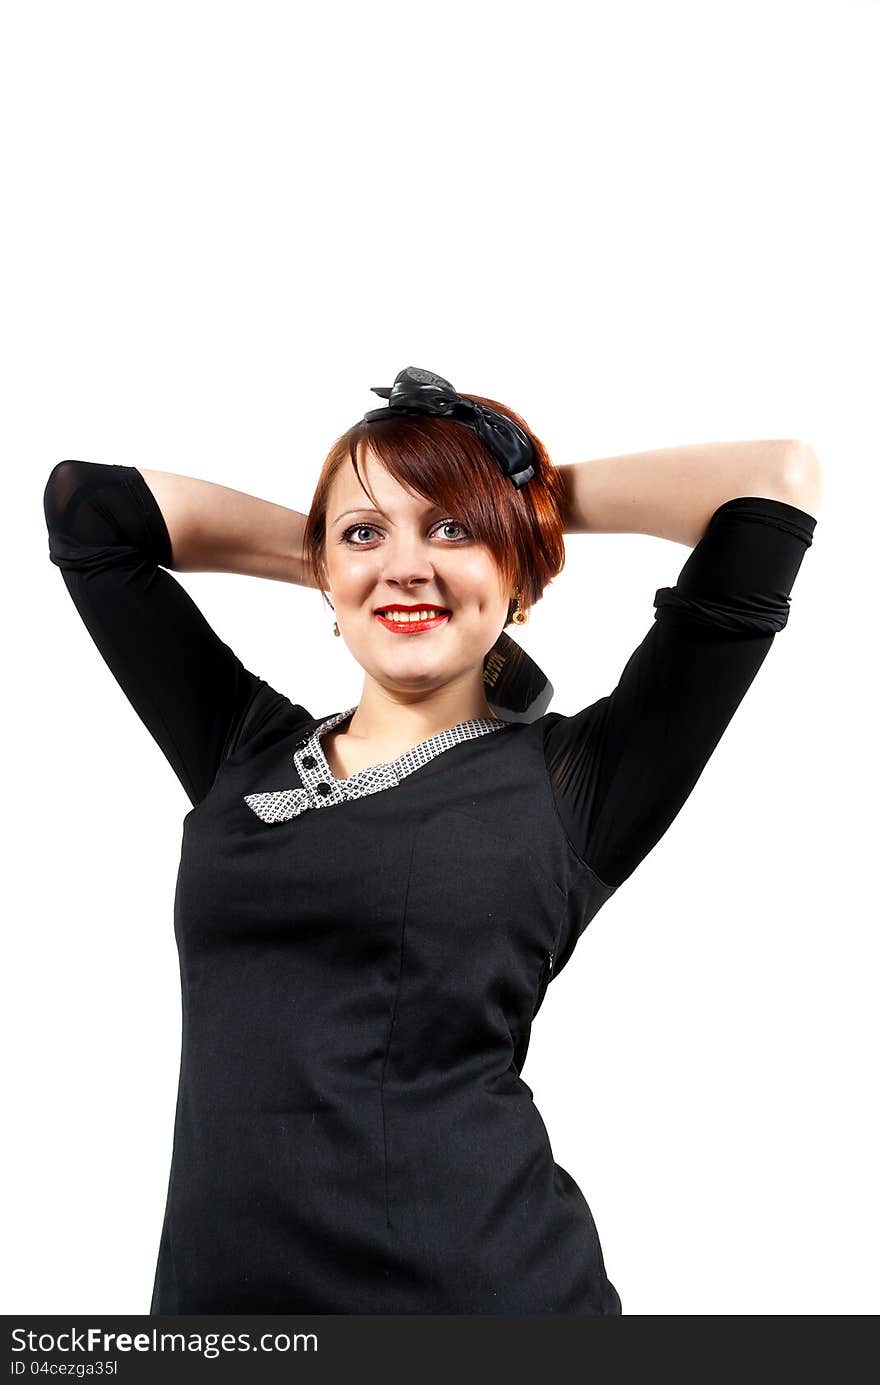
[244,707,514,826]
[311,705,511,787]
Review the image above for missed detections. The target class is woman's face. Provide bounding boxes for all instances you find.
[323,448,513,697]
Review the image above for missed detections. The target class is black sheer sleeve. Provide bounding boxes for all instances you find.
[43,460,286,808]
[542,495,818,890]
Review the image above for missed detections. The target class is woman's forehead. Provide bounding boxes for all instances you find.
[329,452,436,520]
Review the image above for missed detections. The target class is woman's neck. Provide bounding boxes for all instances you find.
[343,682,500,752]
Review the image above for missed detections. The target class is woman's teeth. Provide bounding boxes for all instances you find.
[378,610,447,622]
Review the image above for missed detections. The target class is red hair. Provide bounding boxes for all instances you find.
[303,392,567,627]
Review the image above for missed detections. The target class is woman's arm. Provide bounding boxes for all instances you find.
[557,439,823,544]
[43,461,311,807]
[138,467,318,586]
[541,469,819,912]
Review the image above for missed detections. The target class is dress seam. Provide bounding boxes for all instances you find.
[379,821,419,1231]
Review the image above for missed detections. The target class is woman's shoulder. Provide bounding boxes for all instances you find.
[230,678,315,757]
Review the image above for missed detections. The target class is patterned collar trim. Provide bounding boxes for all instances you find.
[244,706,511,824]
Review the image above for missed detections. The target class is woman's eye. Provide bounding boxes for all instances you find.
[434,520,469,540]
[342,524,380,545]
[341,520,470,546]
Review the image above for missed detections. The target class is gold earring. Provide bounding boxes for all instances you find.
[332,620,340,637]
[511,592,528,625]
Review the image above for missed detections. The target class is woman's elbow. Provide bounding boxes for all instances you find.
[782,442,824,517]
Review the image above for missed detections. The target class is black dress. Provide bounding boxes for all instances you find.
[42,459,817,1315]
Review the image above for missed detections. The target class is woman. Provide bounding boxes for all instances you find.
[42,366,821,1315]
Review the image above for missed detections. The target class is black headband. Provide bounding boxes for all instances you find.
[362,366,537,490]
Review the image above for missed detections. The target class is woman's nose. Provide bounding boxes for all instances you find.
[379,536,436,585]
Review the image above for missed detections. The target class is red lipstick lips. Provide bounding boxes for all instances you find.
[374,605,451,634]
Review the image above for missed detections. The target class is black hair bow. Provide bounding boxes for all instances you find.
[363,366,536,490]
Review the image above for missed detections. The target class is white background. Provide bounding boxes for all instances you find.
[3,0,877,1316]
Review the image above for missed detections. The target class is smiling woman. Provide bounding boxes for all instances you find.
[305,398,567,628]
[318,447,534,734]
[43,366,818,1317]
[299,397,566,748]
[319,460,506,772]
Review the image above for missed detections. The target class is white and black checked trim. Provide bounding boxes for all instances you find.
[244,705,510,824]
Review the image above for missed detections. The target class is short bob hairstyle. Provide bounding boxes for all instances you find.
[303,392,567,629]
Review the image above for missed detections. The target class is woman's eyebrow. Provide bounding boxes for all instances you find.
[332,503,446,525]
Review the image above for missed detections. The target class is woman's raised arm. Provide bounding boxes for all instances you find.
[137,467,318,586]
[557,438,822,544]
[43,461,312,808]
[542,442,821,910]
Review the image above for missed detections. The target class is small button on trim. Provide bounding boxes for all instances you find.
[315,782,331,796]
[300,754,316,769]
